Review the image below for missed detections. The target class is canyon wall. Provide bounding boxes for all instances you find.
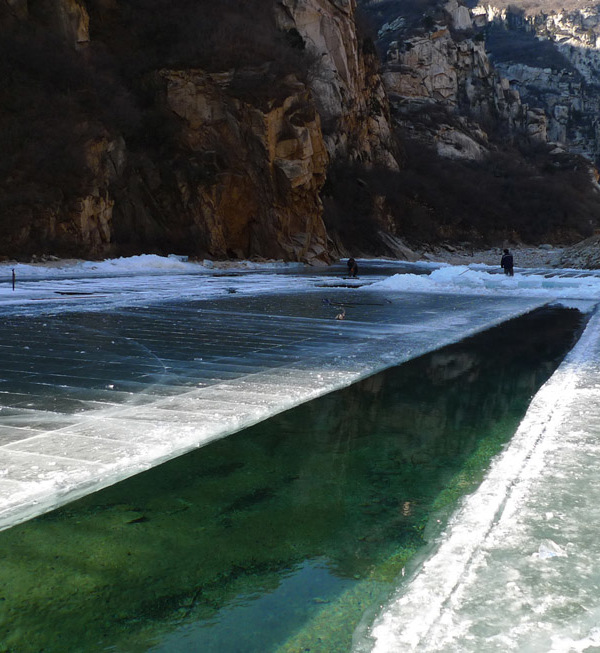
[3,0,600,261]
[475,3,600,164]
[0,0,398,262]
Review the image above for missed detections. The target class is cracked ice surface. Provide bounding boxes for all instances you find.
[361,307,600,653]
[0,256,556,532]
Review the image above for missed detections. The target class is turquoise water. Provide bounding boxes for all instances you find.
[0,307,583,653]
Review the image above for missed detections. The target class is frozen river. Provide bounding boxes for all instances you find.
[0,256,556,532]
[3,254,600,652]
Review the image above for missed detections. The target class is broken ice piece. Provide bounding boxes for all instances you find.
[537,539,567,559]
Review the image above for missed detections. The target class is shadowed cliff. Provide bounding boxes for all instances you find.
[2,0,600,261]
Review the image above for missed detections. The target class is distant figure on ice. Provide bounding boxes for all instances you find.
[501,248,514,276]
[347,257,359,278]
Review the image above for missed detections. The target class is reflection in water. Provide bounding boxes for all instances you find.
[0,307,584,653]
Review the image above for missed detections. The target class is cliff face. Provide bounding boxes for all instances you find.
[371,1,549,160]
[114,69,332,263]
[369,0,600,163]
[275,0,397,168]
[478,3,600,165]
[0,0,397,262]
[3,0,600,262]
[344,0,600,246]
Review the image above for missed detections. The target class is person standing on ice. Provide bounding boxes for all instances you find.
[347,258,359,278]
[501,249,514,276]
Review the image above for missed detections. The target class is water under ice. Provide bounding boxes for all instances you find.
[358,301,600,652]
[0,304,582,653]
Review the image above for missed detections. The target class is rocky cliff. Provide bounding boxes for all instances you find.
[476,3,600,165]
[2,0,600,263]
[349,0,600,246]
[0,0,398,262]
[368,0,553,159]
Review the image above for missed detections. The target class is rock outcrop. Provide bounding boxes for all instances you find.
[558,232,600,268]
[0,0,401,262]
[1,128,124,259]
[89,69,334,263]
[275,0,398,168]
[478,3,600,164]
[350,0,600,247]
[374,7,537,161]
[153,69,330,262]
[365,0,600,168]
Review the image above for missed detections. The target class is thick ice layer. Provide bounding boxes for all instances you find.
[3,253,600,534]
[0,277,549,531]
[361,307,600,653]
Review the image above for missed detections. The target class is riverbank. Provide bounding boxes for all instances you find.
[421,245,564,269]
[0,245,570,273]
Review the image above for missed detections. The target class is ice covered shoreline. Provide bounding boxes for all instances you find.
[0,244,567,278]
[4,251,600,317]
[422,244,564,268]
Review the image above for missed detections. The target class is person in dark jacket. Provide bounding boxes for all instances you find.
[347,258,359,278]
[501,249,514,276]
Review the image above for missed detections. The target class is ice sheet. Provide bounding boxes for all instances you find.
[3,255,600,316]
[0,263,551,531]
[3,254,600,534]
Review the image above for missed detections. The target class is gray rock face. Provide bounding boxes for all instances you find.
[376,10,534,160]
[275,0,398,168]
[369,0,600,171]
[444,0,472,30]
[482,4,600,164]
[558,233,600,269]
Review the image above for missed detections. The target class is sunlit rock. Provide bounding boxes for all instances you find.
[444,0,472,31]
[158,68,331,263]
[275,0,398,168]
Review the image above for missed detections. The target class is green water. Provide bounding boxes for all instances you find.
[0,307,583,653]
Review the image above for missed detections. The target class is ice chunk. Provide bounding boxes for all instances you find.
[536,539,567,559]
